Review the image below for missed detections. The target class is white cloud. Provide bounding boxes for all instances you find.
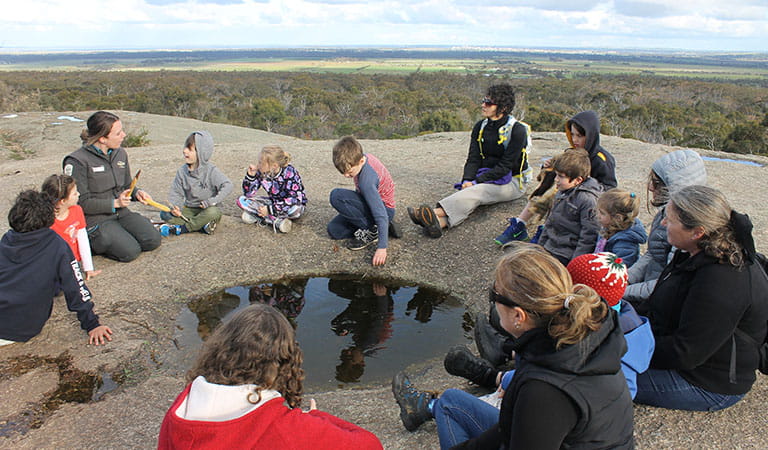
[0,0,764,51]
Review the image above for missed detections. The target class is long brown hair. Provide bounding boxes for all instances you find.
[496,243,608,349]
[41,174,76,213]
[669,185,743,267]
[186,303,305,408]
[80,111,120,146]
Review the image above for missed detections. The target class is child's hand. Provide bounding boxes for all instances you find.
[199,200,209,209]
[88,325,113,346]
[135,190,153,205]
[171,205,182,217]
[461,181,474,190]
[257,205,268,217]
[85,269,102,281]
[373,248,387,266]
[247,164,258,176]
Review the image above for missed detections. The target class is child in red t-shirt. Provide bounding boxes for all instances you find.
[42,174,101,280]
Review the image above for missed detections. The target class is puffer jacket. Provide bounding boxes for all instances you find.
[625,149,707,303]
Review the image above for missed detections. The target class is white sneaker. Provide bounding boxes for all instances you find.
[276,218,292,233]
[241,211,258,224]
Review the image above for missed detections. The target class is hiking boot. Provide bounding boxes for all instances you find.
[392,372,435,432]
[529,224,544,244]
[418,205,443,238]
[493,218,528,246]
[408,206,425,226]
[444,345,498,389]
[275,218,292,233]
[346,227,379,250]
[389,220,403,239]
[202,220,217,235]
[474,311,512,368]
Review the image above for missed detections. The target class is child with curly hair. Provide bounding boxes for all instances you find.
[238,145,307,233]
[158,303,381,449]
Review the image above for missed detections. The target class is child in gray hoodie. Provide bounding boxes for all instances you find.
[161,131,233,235]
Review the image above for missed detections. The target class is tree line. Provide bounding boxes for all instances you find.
[0,70,765,154]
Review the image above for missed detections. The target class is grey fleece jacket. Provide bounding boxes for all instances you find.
[539,176,602,263]
[624,149,707,303]
[168,131,233,208]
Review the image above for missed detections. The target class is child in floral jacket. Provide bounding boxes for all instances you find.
[237,145,307,233]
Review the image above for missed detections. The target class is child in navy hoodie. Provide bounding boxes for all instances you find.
[0,190,112,346]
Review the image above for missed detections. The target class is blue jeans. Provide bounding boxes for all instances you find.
[327,188,394,239]
[634,369,744,411]
[433,389,499,449]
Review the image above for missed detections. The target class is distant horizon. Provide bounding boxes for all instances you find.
[0,45,765,56]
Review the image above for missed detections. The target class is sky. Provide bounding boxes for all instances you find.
[1,0,766,53]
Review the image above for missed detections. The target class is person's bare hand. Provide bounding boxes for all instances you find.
[461,181,474,190]
[372,283,387,296]
[257,205,268,217]
[373,248,387,266]
[135,190,153,205]
[171,205,182,217]
[115,190,131,208]
[88,325,113,346]
[85,269,102,281]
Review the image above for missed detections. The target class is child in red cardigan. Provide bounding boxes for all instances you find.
[158,303,382,450]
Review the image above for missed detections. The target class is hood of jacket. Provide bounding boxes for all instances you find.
[1,228,60,264]
[192,131,214,168]
[607,218,648,246]
[652,149,707,190]
[566,110,602,157]
[512,310,626,376]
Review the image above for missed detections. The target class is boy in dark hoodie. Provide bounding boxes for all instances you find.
[495,110,617,245]
[160,131,233,236]
[0,190,112,346]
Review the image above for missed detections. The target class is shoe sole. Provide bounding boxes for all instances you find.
[203,222,217,235]
[346,238,378,251]
[278,219,292,233]
[420,205,443,238]
[392,373,420,432]
[407,207,423,226]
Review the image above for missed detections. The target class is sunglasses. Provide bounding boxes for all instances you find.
[489,286,518,308]
[481,97,496,106]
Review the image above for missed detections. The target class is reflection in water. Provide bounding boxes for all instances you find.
[329,280,394,382]
[187,291,241,339]
[177,277,468,389]
[248,279,307,326]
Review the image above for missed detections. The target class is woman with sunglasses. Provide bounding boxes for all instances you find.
[392,243,633,449]
[407,84,530,238]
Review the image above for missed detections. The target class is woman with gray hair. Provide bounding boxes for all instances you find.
[635,185,768,411]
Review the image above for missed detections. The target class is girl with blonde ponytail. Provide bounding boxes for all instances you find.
[392,243,633,449]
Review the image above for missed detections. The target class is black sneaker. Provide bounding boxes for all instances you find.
[389,220,403,238]
[444,345,499,389]
[392,372,435,432]
[346,227,379,250]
